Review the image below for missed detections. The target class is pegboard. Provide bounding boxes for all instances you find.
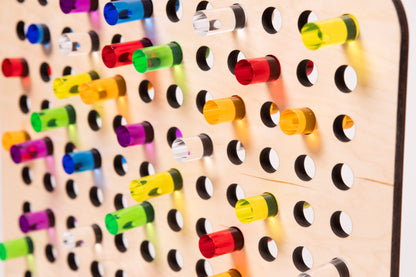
[0,0,408,276]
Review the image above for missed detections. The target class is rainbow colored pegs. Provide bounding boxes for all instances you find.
[53,71,100,99]
[62,148,101,174]
[104,0,153,25]
[132,42,182,73]
[19,209,55,233]
[235,56,281,85]
[79,75,127,104]
[0,237,34,261]
[130,169,182,202]
[199,227,244,258]
[203,96,245,125]
[102,38,153,68]
[172,134,213,162]
[193,4,246,36]
[26,24,50,44]
[60,0,99,14]
[105,202,154,235]
[59,31,100,56]
[10,137,53,164]
[212,269,242,277]
[235,192,278,224]
[1,58,29,77]
[279,107,317,135]
[301,14,359,50]
[116,121,154,147]
[31,105,76,132]
[63,224,102,250]
[2,130,30,151]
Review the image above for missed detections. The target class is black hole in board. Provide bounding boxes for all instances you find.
[195,259,210,277]
[293,201,313,227]
[335,65,354,93]
[140,240,155,262]
[65,142,76,154]
[294,155,314,181]
[196,1,210,11]
[331,258,351,277]
[91,261,104,277]
[227,140,245,165]
[138,80,154,103]
[40,99,51,110]
[292,246,312,272]
[66,179,78,199]
[166,85,183,109]
[111,34,123,44]
[45,244,57,263]
[17,0,25,3]
[67,252,79,271]
[298,10,314,32]
[226,183,243,207]
[196,90,212,114]
[24,270,33,277]
[89,186,103,207]
[297,60,315,87]
[19,95,30,114]
[139,161,155,177]
[333,115,355,142]
[115,234,128,253]
[16,21,26,40]
[22,201,31,213]
[62,66,73,76]
[262,7,279,34]
[196,176,213,200]
[38,0,48,6]
[167,249,182,272]
[166,127,182,148]
[330,211,351,238]
[227,50,244,75]
[114,193,127,210]
[61,27,72,34]
[196,46,212,71]
[260,101,280,128]
[195,218,211,237]
[115,270,127,277]
[88,110,102,131]
[332,164,352,191]
[113,155,127,176]
[259,147,279,173]
[166,0,181,22]
[66,216,77,229]
[167,209,183,232]
[22,166,32,185]
[112,115,126,133]
[40,62,51,82]
[43,173,55,192]
[258,236,278,262]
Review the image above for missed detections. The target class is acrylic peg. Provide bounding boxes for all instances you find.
[19,209,55,233]
[0,237,34,261]
[235,192,278,224]
[10,137,53,164]
[199,227,244,258]
[203,96,245,125]
[31,105,76,132]
[132,42,182,73]
[53,71,99,99]
[1,58,29,77]
[102,38,152,68]
[62,148,101,174]
[59,31,99,56]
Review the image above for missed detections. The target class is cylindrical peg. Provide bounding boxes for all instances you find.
[19,209,55,233]
[203,96,245,125]
[10,137,53,164]
[1,58,29,77]
[132,42,182,73]
[59,31,99,56]
[63,224,102,250]
[116,121,154,147]
[62,148,101,174]
[104,0,153,25]
[79,75,127,104]
[172,134,213,162]
[2,130,30,151]
[30,105,76,132]
[235,56,281,85]
[199,227,244,258]
[53,71,99,99]
[0,237,34,261]
[235,192,278,224]
[102,38,152,68]
[279,107,316,135]
[26,24,50,44]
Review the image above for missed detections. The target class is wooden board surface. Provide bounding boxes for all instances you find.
[0,0,408,276]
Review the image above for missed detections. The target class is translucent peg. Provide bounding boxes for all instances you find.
[203,96,245,125]
[132,42,182,73]
[1,58,29,77]
[193,4,246,36]
[79,75,127,104]
[10,137,53,164]
[0,237,34,261]
[130,169,182,202]
[116,121,154,147]
[172,133,213,162]
[31,105,76,132]
[235,192,278,224]
[60,0,99,14]
[235,56,281,85]
[301,14,359,50]
[63,224,102,250]
[53,71,99,99]
[105,202,154,235]
[26,24,50,44]
[62,148,101,174]
[104,0,153,25]
[199,227,244,258]
[279,107,316,135]
[2,130,30,151]
[102,38,152,68]
[19,209,55,233]
[59,31,99,56]
[212,269,242,277]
